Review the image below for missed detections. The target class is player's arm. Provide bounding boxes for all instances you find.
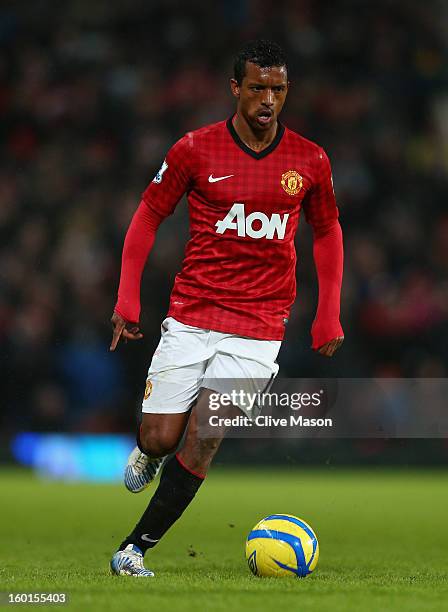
[110,134,194,351]
[303,147,344,357]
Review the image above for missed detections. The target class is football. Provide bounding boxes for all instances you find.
[246,514,319,578]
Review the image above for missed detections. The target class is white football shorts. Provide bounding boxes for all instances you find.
[142,317,281,416]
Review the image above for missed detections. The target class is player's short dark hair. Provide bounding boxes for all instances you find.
[233,39,287,85]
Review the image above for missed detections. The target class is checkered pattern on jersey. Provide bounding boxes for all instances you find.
[142,120,339,340]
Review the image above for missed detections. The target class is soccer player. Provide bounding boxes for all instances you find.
[110,40,343,576]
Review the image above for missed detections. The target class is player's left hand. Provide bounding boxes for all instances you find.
[317,336,344,357]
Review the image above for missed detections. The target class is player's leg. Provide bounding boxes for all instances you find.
[113,325,280,576]
[116,390,231,559]
[176,389,236,474]
[124,316,210,493]
[113,317,212,575]
[112,407,207,577]
[111,389,235,577]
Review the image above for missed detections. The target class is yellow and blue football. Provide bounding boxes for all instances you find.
[245,514,319,578]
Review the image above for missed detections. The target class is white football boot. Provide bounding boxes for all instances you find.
[110,544,154,577]
[124,446,165,493]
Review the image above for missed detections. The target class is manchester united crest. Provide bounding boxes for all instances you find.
[281,170,303,196]
[144,379,153,400]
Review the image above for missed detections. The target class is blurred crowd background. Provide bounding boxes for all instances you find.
[1,0,447,453]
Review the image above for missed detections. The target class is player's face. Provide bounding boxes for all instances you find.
[231,62,289,131]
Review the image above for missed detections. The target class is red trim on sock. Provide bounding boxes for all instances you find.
[175,453,206,480]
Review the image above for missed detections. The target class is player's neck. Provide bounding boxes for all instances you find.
[232,113,278,153]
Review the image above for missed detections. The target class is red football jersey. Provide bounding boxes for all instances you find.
[141,117,339,340]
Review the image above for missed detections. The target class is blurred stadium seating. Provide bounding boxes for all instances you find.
[1,0,447,445]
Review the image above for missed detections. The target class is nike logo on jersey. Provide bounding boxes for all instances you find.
[208,174,234,183]
[216,203,289,240]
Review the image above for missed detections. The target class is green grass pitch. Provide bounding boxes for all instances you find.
[1,467,448,611]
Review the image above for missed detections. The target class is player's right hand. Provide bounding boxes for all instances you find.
[110,312,143,351]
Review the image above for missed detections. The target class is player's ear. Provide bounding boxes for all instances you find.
[230,78,240,99]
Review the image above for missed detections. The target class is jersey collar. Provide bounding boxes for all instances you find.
[226,116,285,160]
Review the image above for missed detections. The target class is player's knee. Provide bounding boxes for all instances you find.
[178,437,221,475]
[187,434,222,462]
[198,437,221,456]
[140,426,179,458]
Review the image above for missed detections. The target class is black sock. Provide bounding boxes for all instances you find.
[119,454,205,554]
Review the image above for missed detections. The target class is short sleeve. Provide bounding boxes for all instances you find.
[303,147,339,230]
[142,132,194,219]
